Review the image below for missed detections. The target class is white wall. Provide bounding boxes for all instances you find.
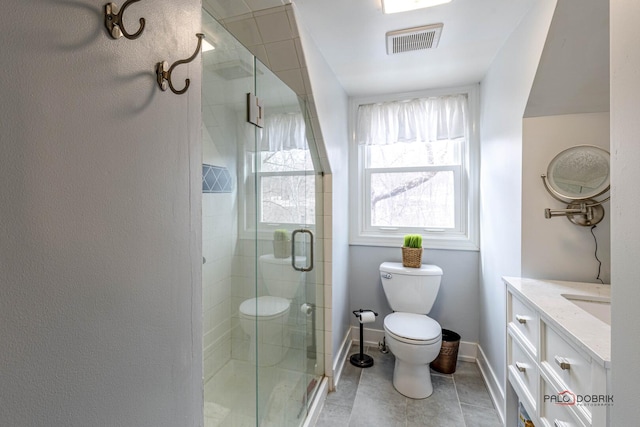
[478,0,557,406]
[522,113,610,283]
[610,2,640,424]
[0,2,202,426]
[202,108,238,379]
[524,0,609,117]
[296,19,351,374]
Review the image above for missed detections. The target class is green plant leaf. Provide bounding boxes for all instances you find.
[403,234,422,248]
[273,229,290,241]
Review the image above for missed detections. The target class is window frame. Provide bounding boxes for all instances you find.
[256,168,316,225]
[239,149,316,241]
[364,164,463,232]
[349,85,480,251]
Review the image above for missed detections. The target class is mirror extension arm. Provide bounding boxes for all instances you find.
[541,194,607,227]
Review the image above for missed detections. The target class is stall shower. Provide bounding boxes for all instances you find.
[201,10,325,427]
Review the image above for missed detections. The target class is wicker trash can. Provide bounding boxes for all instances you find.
[431,329,461,374]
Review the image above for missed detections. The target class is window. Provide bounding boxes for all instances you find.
[241,112,316,237]
[350,87,479,250]
[255,148,315,226]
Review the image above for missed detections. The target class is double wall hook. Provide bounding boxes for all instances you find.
[105,0,146,40]
[156,33,204,95]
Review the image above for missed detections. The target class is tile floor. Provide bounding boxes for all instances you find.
[315,345,502,427]
[204,358,317,427]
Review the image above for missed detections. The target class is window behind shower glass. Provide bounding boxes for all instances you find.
[240,109,316,238]
[252,148,315,226]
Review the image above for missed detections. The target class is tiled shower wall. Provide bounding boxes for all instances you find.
[202,190,235,382]
[202,76,243,382]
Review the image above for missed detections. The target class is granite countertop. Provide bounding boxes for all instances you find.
[503,276,611,368]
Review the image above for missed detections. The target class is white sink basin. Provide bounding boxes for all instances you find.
[562,294,611,325]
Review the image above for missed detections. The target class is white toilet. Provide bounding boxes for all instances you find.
[380,261,443,399]
[239,254,305,366]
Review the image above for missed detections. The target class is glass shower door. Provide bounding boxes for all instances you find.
[201,10,260,426]
[201,8,323,427]
[254,60,322,427]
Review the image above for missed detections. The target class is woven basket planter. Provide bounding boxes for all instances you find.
[401,247,423,268]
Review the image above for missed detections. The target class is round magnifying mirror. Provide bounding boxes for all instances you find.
[546,145,610,200]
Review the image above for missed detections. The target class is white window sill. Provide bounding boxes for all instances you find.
[349,233,479,251]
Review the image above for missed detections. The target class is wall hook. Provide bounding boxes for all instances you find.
[104,0,146,40]
[156,33,204,95]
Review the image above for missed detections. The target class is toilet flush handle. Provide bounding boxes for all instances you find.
[382,273,392,279]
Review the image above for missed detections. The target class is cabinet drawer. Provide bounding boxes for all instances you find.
[542,322,593,422]
[509,291,539,355]
[541,376,588,427]
[508,332,538,411]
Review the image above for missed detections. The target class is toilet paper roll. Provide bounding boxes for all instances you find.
[300,303,313,316]
[359,311,376,324]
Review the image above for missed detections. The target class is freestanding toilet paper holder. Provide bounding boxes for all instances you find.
[350,309,378,368]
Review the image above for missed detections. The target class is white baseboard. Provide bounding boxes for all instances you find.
[302,376,329,427]
[350,325,385,349]
[476,344,505,425]
[332,328,353,390]
[457,340,477,362]
[350,326,479,363]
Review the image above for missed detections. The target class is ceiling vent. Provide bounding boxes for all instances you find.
[386,23,443,55]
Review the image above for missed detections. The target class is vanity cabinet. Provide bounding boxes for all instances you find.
[504,278,611,427]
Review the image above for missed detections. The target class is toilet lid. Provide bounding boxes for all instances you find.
[239,296,290,319]
[384,312,441,344]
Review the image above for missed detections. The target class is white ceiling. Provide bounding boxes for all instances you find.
[292,0,535,96]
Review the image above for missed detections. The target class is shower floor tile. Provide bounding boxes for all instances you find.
[205,359,317,427]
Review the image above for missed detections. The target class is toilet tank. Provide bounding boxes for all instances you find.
[380,262,443,314]
[259,254,306,299]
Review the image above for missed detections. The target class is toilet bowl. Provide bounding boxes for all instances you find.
[384,312,442,398]
[380,262,443,399]
[238,255,305,366]
[239,295,291,366]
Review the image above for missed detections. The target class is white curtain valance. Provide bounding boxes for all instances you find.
[259,112,307,152]
[356,93,468,145]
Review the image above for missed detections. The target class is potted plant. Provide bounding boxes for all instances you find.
[402,234,423,268]
[273,229,291,259]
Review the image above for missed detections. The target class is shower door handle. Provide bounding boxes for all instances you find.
[291,229,314,272]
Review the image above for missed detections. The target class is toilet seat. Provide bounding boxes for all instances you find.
[239,296,290,320]
[384,312,441,345]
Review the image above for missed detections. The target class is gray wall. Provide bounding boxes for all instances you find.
[348,247,479,343]
[478,0,557,402]
[0,2,202,426]
[611,2,640,423]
